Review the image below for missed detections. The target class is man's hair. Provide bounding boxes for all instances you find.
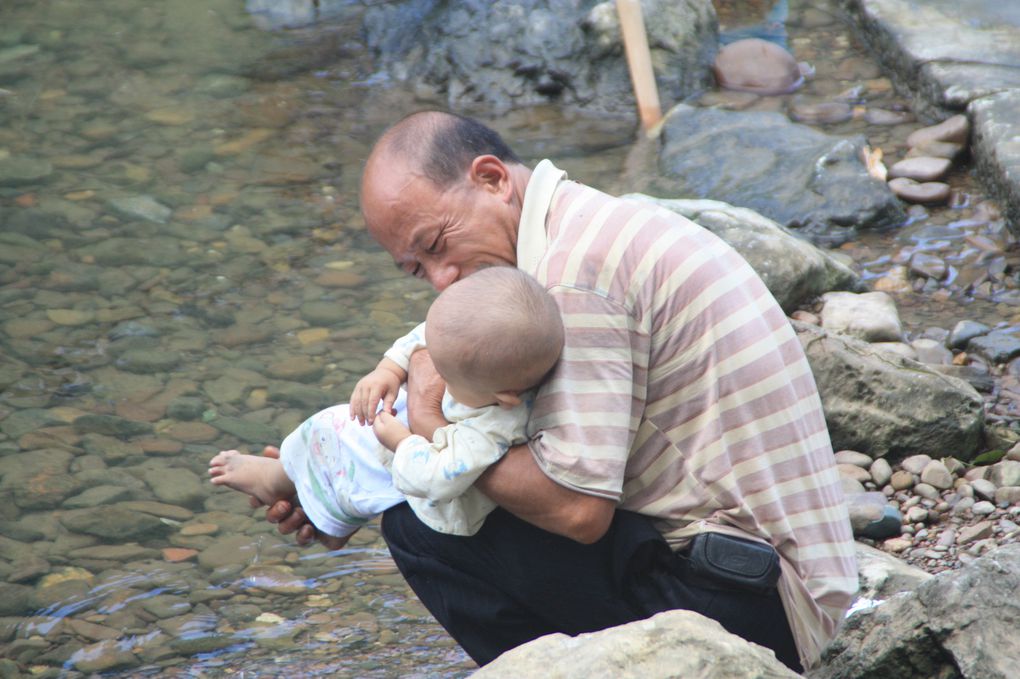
[387,111,523,188]
[426,267,563,392]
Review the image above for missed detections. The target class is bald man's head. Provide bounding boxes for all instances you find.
[365,111,522,189]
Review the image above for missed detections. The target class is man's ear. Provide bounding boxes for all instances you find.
[469,155,511,199]
[493,390,522,409]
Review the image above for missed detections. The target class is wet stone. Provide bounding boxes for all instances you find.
[908,252,947,280]
[165,421,220,443]
[45,308,95,326]
[0,407,66,439]
[863,108,914,125]
[887,177,951,204]
[70,639,140,674]
[167,396,205,421]
[109,320,161,341]
[0,583,35,616]
[967,330,1020,364]
[68,544,160,561]
[948,320,991,350]
[888,156,952,182]
[299,300,346,326]
[141,467,205,508]
[62,484,135,509]
[60,504,172,541]
[118,500,195,521]
[74,413,153,438]
[218,323,273,348]
[143,594,193,619]
[208,416,279,445]
[116,348,182,374]
[906,114,969,147]
[197,534,266,570]
[81,433,144,462]
[906,140,964,160]
[0,155,53,186]
[107,195,172,223]
[788,100,853,125]
[265,356,324,383]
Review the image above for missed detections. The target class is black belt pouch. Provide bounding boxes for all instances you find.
[684,532,781,595]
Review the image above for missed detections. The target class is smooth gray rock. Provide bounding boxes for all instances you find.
[619,196,862,311]
[971,90,1020,237]
[947,320,991,350]
[812,543,1020,679]
[853,542,931,602]
[59,504,172,541]
[0,155,53,186]
[363,0,717,116]
[794,321,985,462]
[820,291,904,343]
[0,449,78,510]
[141,467,205,508]
[967,330,1020,364]
[839,0,1020,120]
[656,105,905,244]
[471,609,800,679]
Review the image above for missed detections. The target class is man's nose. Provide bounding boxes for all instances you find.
[428,263,459,291]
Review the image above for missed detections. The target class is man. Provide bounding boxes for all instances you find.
[266,110,857,671]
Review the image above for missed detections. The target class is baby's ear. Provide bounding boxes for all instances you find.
[494,391,522,409]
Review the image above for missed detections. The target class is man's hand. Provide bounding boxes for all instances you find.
[254,445,356,550]
[373,411,413,451]
[405,349,449,439]
[351,359,406,425]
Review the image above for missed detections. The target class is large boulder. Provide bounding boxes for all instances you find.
[362,0,717,116]
[620,195,862,311]
[793,321,984,462]
[970,90,1020,238]
[853,542,931,603]
[471,609,799,679]
[654,105,905,245]
[838,0,1020,121]
[811,543,1020,679]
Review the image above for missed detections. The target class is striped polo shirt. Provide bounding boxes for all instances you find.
[517,160,858,668]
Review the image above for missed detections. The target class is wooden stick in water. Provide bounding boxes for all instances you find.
[616,0,662,134]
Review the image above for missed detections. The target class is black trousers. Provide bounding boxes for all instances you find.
[381,503,802,672]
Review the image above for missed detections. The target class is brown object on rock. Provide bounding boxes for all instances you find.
[713,38,804,95]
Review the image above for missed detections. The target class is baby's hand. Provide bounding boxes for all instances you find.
[351,366,402,425]
[373,411,412,451]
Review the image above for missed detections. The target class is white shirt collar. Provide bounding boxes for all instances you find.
[516,159,566,275]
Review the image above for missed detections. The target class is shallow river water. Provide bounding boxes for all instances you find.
[0,0,1017,677]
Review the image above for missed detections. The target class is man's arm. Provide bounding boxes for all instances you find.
[405,349,449,438]
[475,444,615,544]
[405,351,615,543]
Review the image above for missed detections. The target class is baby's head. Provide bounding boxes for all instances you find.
[425,267,563,408]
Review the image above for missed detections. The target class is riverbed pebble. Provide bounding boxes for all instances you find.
[887,177,951,204]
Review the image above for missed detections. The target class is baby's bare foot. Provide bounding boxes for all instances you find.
[209,450,294,507]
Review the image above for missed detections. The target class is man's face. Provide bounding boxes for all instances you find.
[361,157,518,291]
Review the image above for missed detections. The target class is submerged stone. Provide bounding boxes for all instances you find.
[0,155,53,186]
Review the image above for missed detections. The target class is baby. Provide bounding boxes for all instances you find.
[209,266,564,544]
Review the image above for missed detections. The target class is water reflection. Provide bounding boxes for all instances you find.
[0,0,1017,676]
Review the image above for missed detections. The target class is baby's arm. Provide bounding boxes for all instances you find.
[390,417,517,503]
[350,322,426,425]
[350,357,406,425]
